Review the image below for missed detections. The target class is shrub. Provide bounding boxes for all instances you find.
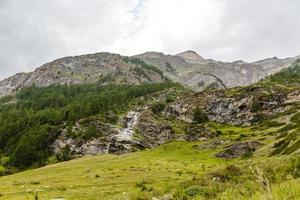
[192,107,208,124]
[56,145,72,162]
[9,125,60,167]
[150,102,166,114]
[184,186,202,197]
[166,93,177,103]
[250,97,263,112]
[81,125,99,140]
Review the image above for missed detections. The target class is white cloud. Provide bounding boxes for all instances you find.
[1,0,300,79]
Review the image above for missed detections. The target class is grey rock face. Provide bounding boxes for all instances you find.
[0,52,165,97]
[135,109,174,148]
[163,86,294,126]
[136,51,299,91]
[51,110,144,156]
[205,94,255,125]
[51,121,119,156]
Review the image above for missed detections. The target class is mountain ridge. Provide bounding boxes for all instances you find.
[1,50,299,97]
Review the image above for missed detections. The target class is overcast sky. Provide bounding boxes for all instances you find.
[1,0,300,80]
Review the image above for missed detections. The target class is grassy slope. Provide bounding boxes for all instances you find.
[1,118,299,200]
[0,141,228,200]
[3,64,300,200]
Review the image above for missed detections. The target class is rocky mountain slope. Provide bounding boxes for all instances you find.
[136,50,300,91]
[2,62,300,199]
[0,51,299,97]
[0,53,166,97]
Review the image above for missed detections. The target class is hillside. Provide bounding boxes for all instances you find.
[0,53,166,97]
[135,51,300,91]
[1,53,300,199]
[0,82,184,170]
[1,60,300,199]
[264,59,300,86]
[1,141,300,200]
[1,51,299,97]
[1,104,300,199]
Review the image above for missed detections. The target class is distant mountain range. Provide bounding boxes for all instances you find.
[1,50,299,97]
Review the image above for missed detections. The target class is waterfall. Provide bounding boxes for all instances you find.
[119,111,140,140]
[106,111,140,153]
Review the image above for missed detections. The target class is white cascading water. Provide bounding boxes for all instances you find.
[106,111,140,153]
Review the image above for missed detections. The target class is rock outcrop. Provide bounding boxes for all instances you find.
[216,141,263,158]
[51,120,120,156]
[162,84,296,126]
[135,110,174,148]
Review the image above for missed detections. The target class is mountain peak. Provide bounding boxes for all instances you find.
[175,50,205,62]
[135,51,166,59]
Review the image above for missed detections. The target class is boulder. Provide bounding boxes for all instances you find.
[216,141,263,159]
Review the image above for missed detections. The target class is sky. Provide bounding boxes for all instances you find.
[1,0,300,80]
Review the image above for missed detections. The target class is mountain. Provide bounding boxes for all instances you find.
[2,60,300,199]
[136,50,300,91]
[0,51,299,97]
[0,53,166,97]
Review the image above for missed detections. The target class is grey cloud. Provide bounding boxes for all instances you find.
[193,0,300,61]
[0,0,137,79]
[0,0,300,80]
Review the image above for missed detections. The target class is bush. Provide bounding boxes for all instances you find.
[184,186,202,197]
[150,102,166,114]
[192,107,208,124]
[9,125,60,167]
[80,125,99,141]
[56,145,72,162]
[250,97,262,112]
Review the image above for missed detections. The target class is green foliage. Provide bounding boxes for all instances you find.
[97,74,113,84]
[9,125,60,167]
[56,145,72,162]
[81,125,100,140]
[150,101,166,114]
[290,112,300,124]
[266,61,300,85]
[271,131,297,155]
[283,140,300,155]
[192,107,209,124]
[250,97,262,112]
[184,186,202,197]
[0,81,182,168]
[277,123,297,133]
[34,192,39,200]
[166,93,177,103]
[133,66,151,81]
[259,120,286,129]
[129,57,164,77]
[204,82,219,91]
[0,95,14,104]
[251,113,268,123]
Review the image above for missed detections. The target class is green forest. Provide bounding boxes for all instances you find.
[0,81,182,170]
